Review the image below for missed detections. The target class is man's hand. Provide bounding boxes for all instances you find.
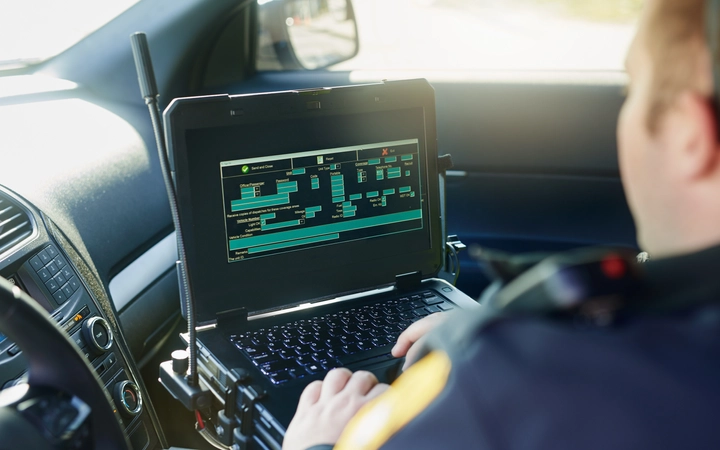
[283,368,389,450]
[391,312,448,370]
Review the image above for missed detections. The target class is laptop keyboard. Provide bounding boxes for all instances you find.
[229,291,455,385]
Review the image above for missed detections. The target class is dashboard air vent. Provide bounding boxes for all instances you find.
[0,192,34,256]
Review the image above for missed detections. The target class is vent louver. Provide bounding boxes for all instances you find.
[0,192,34,257]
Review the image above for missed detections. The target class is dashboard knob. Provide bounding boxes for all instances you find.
[114,380,142,418]
[81,317,113,355]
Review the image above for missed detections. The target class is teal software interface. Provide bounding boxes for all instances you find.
[220,139,423,262]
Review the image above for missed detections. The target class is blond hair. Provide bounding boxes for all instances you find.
[645,0,710,130]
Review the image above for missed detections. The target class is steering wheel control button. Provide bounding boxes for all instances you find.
[82,317,113,355]
[114,380,142,418]
[7,345,20,356]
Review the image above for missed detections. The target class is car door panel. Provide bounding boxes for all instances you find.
[446,172,635,296]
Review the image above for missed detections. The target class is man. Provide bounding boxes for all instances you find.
[283,0,720,448]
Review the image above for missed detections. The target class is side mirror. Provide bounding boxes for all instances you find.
[258,0,359,70]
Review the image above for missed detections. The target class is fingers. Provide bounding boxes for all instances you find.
[391,314,436,357]
[365,382,390,401]
[391,313,445,357]
[296,380,323,415]
[283,372,389,450]
[391,329,416,357]
[298,370,382,412]
[403,337,424,371]
[344,370,379,396]
[297,370,383,419]
[320,368,353,400]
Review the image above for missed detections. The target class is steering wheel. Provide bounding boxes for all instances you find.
[0,276,129,449]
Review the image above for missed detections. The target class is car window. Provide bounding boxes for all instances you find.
[259,0,641,72]
[0,0,140,69]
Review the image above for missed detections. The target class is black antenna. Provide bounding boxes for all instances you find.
[130,32,199,387]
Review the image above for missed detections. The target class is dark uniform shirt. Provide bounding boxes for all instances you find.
[333,245,720,449]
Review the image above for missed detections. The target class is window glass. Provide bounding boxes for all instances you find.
[339,0,641,71]
[259,0,642,71]
[0,0,140,69]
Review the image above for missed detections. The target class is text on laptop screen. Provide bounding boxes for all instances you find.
[179,98,442,319]
[220,139,423,262]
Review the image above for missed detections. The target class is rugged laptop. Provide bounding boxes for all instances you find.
[164,79,478,443]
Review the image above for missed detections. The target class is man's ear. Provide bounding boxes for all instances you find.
[666,92,720,180]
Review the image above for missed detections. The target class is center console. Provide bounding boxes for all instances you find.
[0,187,164,449]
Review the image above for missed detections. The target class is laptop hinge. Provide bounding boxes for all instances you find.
[395,270,423,292]
[216,307,248,330]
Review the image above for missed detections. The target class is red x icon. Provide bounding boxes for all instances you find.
[381,148,389,156]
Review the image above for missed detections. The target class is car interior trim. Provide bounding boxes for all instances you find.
[109,232,177,311]
[0,75,77,100]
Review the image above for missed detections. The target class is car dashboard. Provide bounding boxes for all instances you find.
[0,71,175,448]
[0,184,165,449]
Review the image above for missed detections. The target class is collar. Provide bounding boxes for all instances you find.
[640,244,720,313]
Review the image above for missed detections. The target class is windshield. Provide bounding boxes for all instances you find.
[0,0,140,69]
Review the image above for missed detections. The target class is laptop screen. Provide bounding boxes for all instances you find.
[220,138,423,262]
[169,81,442,323]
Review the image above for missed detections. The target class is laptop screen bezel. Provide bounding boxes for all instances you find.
[165,80,443,324]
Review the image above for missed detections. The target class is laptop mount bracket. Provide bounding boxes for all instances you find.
[158,360,213,412]
[233,384,266,450]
